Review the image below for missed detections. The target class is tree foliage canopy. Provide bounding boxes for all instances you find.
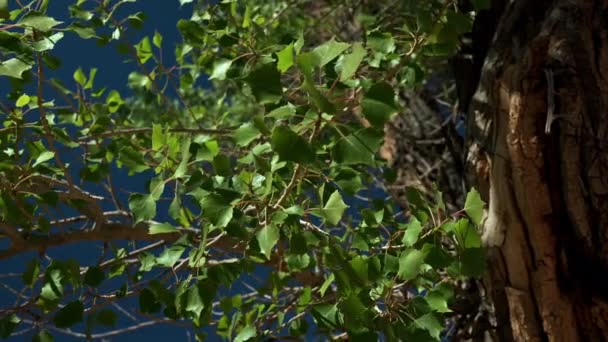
[0,0,487,340]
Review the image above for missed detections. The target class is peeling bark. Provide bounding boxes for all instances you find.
[464,0,608,340]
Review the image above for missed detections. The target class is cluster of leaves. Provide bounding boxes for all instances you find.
[0,0,488,340]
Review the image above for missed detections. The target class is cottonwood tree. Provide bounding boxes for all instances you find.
[458,0,608,340]
[0,0,505,341]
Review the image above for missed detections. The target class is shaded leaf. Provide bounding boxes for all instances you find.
[460,248,486,277]
[246,63,282,104]
[96,309,117,327]
[33,330,53,342]
[84,266,104,287]
[0,314,19,338]
[361,82,397,128]
[332,128,383,165]
[271,125,315,164]
[53,301,84,328]
[200,194,233,228]
[22,259,40,287]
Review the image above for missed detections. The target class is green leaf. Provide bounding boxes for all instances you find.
[40,269,63,301]
[415,313,443,340]
[67,24,97,39]
[96,309,117,327]
[246,63,283,104]
[319,274,334,297]
[33,330,53,342]
[149,222,176,234]
[152,124,164,151]
[332,128,383,165]
[84,266,104,287]
[312,39,350,68]
[106,90,124,113]
[268,103,296,119]
[20,12,62,32]
[156,246,185,267]
[153,31,163,48]
[84,68,97,89]
[425,287,453,313]
[209,59,232,81]
[32,32,63,52]
[367,32,395,54]
[446,11,473,36]
[460,248,486,277]
[339,292,369,325]
[337,42,366,81]
[321,191,348,225]
[33,151,55,167]
[15,94,30,107]
[402,218,423,247]
[256,225,279,259]
[73,67,87,86]
[471,0,491,10]
[284,205,304,216]
[311,304,340,329]
[361,82,397,128]
[234,123,261,146]
[454,218,481,248]
[464,188,485,225]
[271,125,315,164]
[213,154,232,177]
[0,58,32,79]
[398,249,426,281]
[277,43,295,73]
[22,259,40,287]
[139,288,161,314]
[234,325,256,342]
[183,284,204,319]
[200,194,233,228]
[0,0,8,20]
[135,36,153,63]
[0,314,19,338]
[129,194,156,223]
[53,301,84,328]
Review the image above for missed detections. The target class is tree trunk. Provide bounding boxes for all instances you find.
[463,0,608,340]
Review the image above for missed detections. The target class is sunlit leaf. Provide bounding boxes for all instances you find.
[321,191,348,225]
[256,225,279,259]
[464,188,485,225]
[20,12,62,32]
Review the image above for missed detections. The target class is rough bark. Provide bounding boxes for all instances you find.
[463,0,608,340]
